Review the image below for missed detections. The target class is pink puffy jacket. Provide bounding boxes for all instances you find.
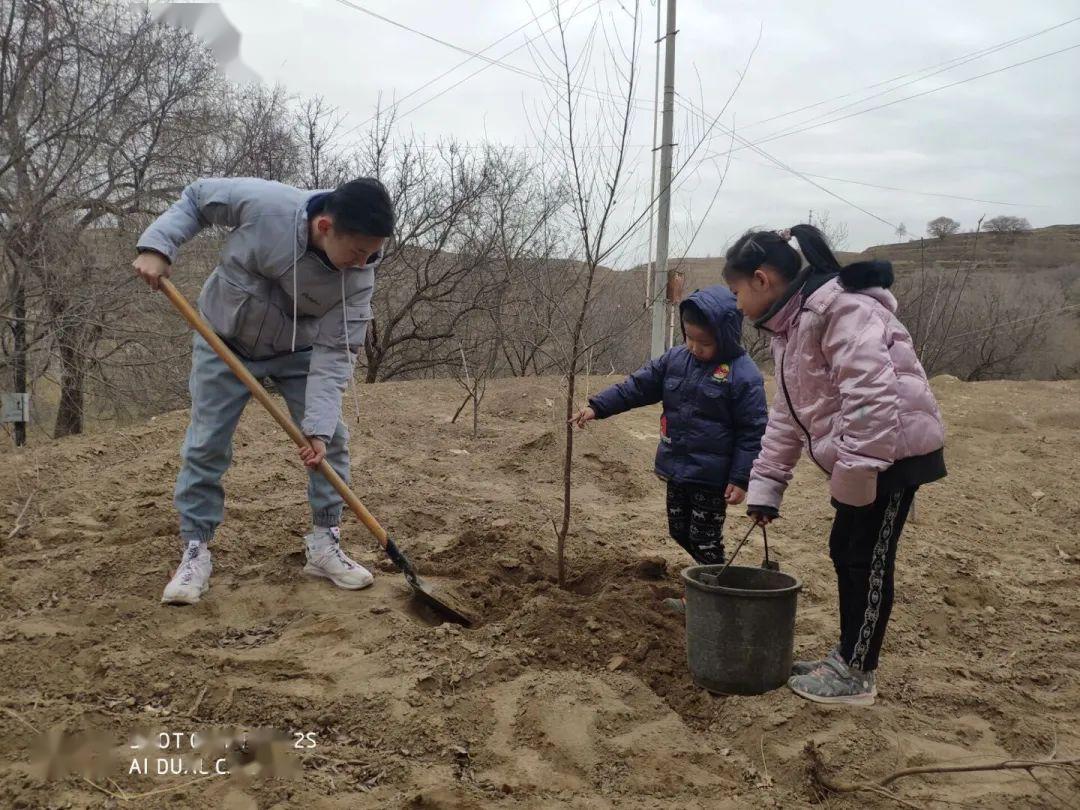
[747,268,945,510]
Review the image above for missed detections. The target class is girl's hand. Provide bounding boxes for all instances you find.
[569,406,596,429]
[724,484,746,505]
[300,438,327,469]
[748,510,775,527]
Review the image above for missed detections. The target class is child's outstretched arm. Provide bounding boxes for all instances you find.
[727,377,768,503]
[821,301,900,507]
[746,383,805,520]
[573,353,669,428]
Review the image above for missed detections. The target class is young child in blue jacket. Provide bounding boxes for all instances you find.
[572,286,768,608]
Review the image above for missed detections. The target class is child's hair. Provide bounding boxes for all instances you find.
[325,177,396,237]
[723,223,841,283]
[680,301,710,331]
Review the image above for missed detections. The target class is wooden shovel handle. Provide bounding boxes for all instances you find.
[159,278,389,547]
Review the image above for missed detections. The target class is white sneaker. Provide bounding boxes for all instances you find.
[303,529,374,590]
[162,541,212,605]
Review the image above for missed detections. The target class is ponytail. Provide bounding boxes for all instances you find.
[724,223,843,283]
[789,223,842,274]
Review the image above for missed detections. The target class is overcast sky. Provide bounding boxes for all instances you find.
[193,0,1080,264]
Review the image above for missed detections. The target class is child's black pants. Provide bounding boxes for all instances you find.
[666,481,727,564]
[831,486,918,672]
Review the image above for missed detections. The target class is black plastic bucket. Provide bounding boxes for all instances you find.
[681,564,802,695]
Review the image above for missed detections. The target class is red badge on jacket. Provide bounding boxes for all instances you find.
[711,363,731,382]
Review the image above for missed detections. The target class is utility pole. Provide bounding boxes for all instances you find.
[643,0,662,313]
[649,0,677,359]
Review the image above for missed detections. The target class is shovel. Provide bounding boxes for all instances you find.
[159,279,474,626]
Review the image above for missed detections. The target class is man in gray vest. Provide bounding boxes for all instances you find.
[133,177,394,605]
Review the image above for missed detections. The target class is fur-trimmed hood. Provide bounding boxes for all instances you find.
[839,260,894,291]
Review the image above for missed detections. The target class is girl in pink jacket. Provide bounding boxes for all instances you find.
[723,224,946,706]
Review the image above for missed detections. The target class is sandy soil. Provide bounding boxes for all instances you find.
[1,374,1078,809]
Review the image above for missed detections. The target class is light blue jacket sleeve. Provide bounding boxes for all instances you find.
[301,296,374,440]
[136,178,247,262]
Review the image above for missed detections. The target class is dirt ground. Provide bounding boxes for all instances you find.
[1,374,1078,809]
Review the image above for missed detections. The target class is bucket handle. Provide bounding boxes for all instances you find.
[714,522,773,580]
[761,525,779,572]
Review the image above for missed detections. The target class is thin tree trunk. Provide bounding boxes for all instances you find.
[558,362,576,588]
[12,270,27,446]
[364,322,380,383]
[557,266,598,588]
[54,336,84,438]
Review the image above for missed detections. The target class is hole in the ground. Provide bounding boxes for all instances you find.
[401,595,447,627]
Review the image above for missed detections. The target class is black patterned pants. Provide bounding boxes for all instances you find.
[666,481,727,564]
[831,486,918,672]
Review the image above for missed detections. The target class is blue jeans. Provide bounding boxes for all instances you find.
[175,334,350,543]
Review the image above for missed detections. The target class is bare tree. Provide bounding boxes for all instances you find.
[893,216,1051,380]
[206,83,300,180]
[450,337,497,439]
[527,1,656,586]
[294,95,350,189]
[485,151,568,378]
[899,219,985,376]
[953,278,1050,380]
[813,210,850,251]
[0,0,221,440]
[352,121,501,383]
[927,216,960,239]
[527,1,748,586]
[984,215,1031,235]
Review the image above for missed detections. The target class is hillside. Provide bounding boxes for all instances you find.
[625,224,1080,281]
[863,224,1080,272]
[2,374,1078,808]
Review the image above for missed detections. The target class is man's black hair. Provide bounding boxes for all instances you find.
[324,177,395,238]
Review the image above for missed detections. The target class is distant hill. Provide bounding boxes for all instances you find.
[862,224,1080,272]
[624,224,1079,284]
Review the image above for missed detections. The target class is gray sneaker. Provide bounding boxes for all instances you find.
[303,529,374,590]
[788,656,877,706]
[791,646,842,677]
[162,541,212,605]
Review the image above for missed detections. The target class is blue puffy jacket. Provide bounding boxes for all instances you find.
[589,286,768,489]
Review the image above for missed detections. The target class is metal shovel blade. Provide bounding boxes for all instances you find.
[386,536,475,626]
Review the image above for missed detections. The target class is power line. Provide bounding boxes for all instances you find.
[725,155,1044,208]
[748,42,1080,149]
[330,0,651,128]
[334,1,896,241]
[762,28,1080,140]
[667,40,1080,226]
[743,15,1080,131]
[333,1,1079,151]
[331,0,543,83]
[326,2,1069,235]
[675,95,898,228]
[394,137,1040,212]
[393,0,606,122]
[331,0,1078,169]
[330,0,1072,193]
[334,1,563,141]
